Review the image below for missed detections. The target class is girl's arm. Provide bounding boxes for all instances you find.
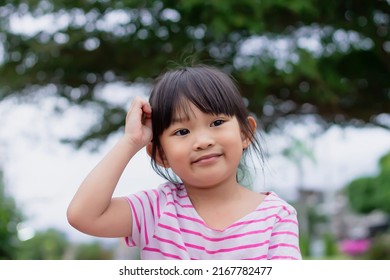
[66,97,152,238]
[268,210,302,260]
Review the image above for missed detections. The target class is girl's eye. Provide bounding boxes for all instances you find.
[174,129,190,136]
[211,119,225,127]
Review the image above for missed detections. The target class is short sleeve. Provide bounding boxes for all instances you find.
[267,205,302,260]
[124,188,162,248]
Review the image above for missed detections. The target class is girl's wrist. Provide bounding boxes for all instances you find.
[119,134,144,155]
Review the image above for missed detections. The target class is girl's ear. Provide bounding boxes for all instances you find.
[242,116,257,149]
[146,142,170,168]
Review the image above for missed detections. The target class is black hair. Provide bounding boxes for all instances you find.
[148,64,264,184]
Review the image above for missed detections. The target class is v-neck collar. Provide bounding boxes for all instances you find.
[176,183,272,232]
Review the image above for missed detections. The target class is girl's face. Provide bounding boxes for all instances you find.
[157,102,252,189]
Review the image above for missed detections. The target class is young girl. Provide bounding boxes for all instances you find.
[67,65,302,260]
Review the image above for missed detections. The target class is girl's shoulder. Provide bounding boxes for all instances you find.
[135,181,186,204]
[259,191,298,216]
[156,181,186,196]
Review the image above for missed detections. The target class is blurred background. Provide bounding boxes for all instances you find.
[1,0,390,260]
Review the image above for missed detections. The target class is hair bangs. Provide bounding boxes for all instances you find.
[167,67,239,126]
[151,66,240,135]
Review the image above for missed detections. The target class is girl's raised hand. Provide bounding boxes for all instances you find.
[124,96,153,150]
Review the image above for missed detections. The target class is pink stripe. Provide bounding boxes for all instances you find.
[184,243,204,250]
[163,211,177,219]
[143,191,155,218]
[213,241,270,254]
[228,214,282,228]
[124,236,136,247]
[153,235,187,251]
[162,189,176,200]
[143,247,182,259]
[181,226,273,242]
[152,189,161,218]
[257,205,280,211]
[163,185,177,195]
[174,199,193,207]
[166,201,193,208]
[158,223,181,234]
[184,240,270,255]
[257,205,291,215]
[163,184,174,190]
[243,255,268,260]
[126,197,140,232]
[134,194,149,245]
[176,213,208,226]
[281,205,292,215]
[163,184,188,198]
[279,219,299,226]
[271,231,299,238]
[165,191,173,197]
[163,212,208,230]
[269,243,300,252]
[171,212,283,231]
[270,256,300,260]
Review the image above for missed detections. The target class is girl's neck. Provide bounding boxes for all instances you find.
[184,179,244,208]
[182,180,265,231]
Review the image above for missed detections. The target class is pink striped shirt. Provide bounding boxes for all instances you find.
[125,182,302,260]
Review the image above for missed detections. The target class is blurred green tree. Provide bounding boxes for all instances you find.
[74,241,114,260]
[345,151,390,214]
[16,228,68,259]
[0,171,23,260]
[0,0,389,148]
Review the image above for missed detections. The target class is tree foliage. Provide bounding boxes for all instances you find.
[74,241,114,260]
[0,171,23,260]
[0,0,389,147]
[345,151,390,214]
[15,228,68,260]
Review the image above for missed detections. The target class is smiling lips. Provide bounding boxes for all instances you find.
[192,153,222,164]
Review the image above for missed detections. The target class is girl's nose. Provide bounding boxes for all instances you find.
[194,134,215,150]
